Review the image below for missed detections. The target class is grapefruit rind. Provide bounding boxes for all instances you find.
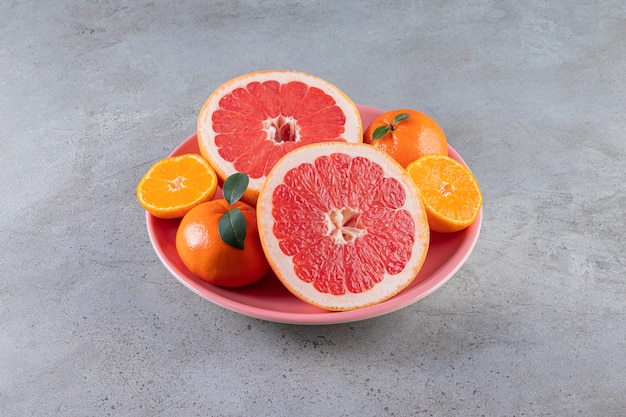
[197,70,363,206]
[257,142,430,311]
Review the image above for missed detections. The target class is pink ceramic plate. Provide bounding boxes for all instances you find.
[146,105,482,324]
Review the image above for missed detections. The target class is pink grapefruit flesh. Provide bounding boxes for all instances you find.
[257,142,430,311]
[197,70,362,206]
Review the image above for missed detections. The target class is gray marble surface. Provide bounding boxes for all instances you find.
[2,1,625,416]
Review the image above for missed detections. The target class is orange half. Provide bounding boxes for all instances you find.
[406,154,482,233]
[136,153,218,219]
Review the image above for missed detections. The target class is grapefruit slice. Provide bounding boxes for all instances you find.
[257,142,430,311]
[197,70,362,206]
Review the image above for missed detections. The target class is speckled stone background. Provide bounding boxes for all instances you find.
[2,1,625,416]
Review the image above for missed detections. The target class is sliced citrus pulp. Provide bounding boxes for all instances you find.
[406,154,482,233]
[197,70,362,206]
[257,142,430,311]
[136,153,218,219]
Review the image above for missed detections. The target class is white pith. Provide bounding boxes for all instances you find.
[167,176,184,192]
[257,142,430,311]
[263,115,299,143]
[325,206,364,244]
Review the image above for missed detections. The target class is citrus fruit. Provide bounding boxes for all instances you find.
[136,153,218,219]
[406,154,482,233]
[197,70,363,206]
[175,199,270,287]
[363,108,448,168]
[257,142,430,311]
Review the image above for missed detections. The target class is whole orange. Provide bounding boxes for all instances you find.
[175,199,270,287]
[363,109,448,168]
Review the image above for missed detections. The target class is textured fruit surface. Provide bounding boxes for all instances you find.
[363,108,448,168]
[197,70,362,205]
[407,154,482,233]
[257,142,430,311]
[136,154,218,219]
[175,199,270,287]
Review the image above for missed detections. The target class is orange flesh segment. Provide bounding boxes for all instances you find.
[420,160,480,220]
[145,160,204,205]
[407,154,482,232]
[137,154,217,218]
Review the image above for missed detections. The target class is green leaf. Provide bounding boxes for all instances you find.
[392,113,410,124]
[371,125,390,141]
[222,173,249,205]
[218,208,247,249]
